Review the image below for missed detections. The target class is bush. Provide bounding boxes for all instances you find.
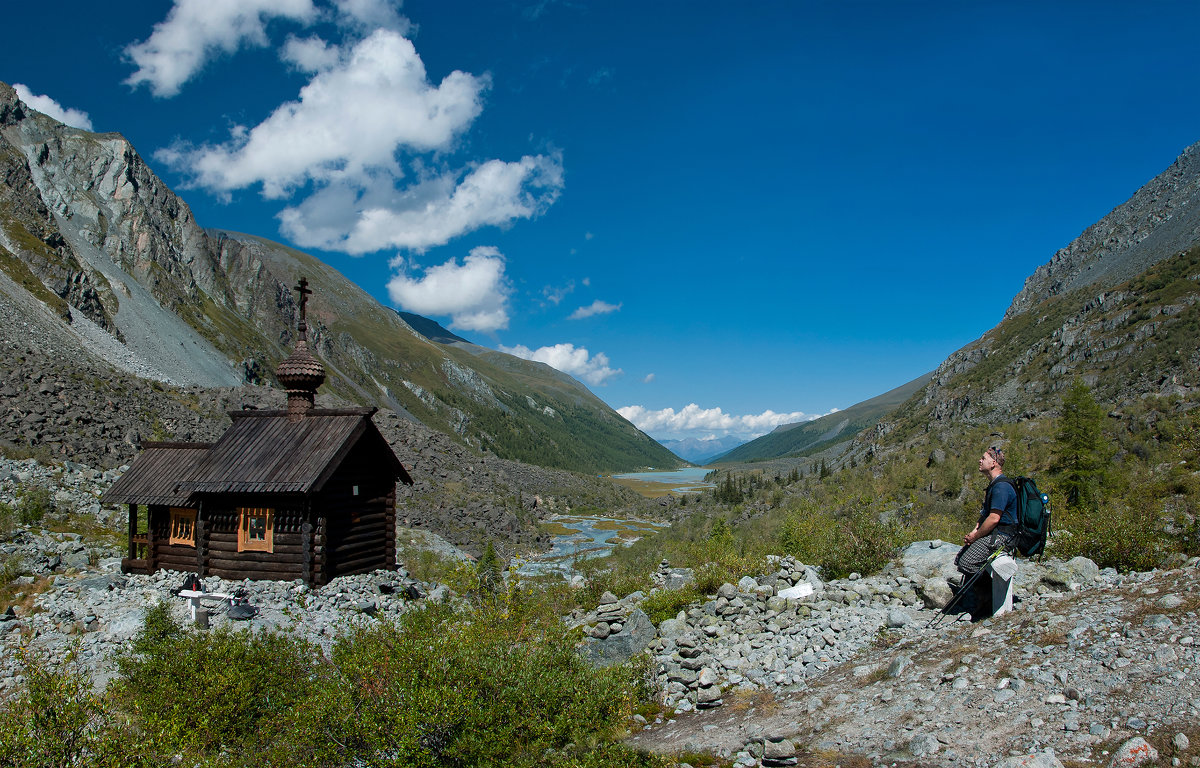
[0,648,136,768]
[0,500,15,538]
[778,501,901,579]
[640,584,703,624]
[99,596,662,767]
[113,603,322,756]
[310,601,649,767]
[15,486,53,526]
[1051,496,1169,572]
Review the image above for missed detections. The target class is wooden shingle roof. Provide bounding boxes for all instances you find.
[99,442,212,506]
[101,408,412,505]
[181,407,412,495]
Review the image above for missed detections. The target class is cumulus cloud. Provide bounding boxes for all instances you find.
[12,85,93,130]
[642,373,656,383]
[617,403,827,440]
[136,3,564,255]
[499,343,622,386]
[124,0,318,97]
[279,153,563,253]
[387,246,511,332]
[569,299,621,320]
[281,35,341,72]
[157,29,487,197]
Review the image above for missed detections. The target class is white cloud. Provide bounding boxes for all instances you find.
[569,299,621,320]
[617,403,826,440]
[281,35,341,72]
[542,281,575,306]
[643,373,656,383]
[387,246,510,331]
[157,29,487,198]
[500,343,622,386]
[279,153,563,253]
[12,85,93,131]
[124,0,318,97]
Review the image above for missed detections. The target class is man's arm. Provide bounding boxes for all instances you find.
[965,511,1002,545]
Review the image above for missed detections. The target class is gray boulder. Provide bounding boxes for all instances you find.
[900,539,960,581]
[919,577,955,609]
[581,608,656,667]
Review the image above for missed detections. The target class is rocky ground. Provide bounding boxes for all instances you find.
[5,476,1197,768]
[618,543,1200,768]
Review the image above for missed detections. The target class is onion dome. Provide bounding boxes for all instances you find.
[276,278,326,420]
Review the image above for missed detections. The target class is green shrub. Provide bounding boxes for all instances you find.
[1051,496,1169,572]
[113,603,321,756]
[0,647,135,768]
[0,554,27,585]
[0,500,15,537]
[641,584,704,624]
[15,486,53,526]
[312,601,647,768]
[779,501,901,579]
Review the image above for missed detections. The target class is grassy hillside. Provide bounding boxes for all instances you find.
[712,372,931,464]
[206,234,682,474]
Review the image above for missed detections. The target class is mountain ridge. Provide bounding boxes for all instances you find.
[0,81,680,475]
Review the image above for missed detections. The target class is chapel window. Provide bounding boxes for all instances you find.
[237,507,274,553]
[169,508,197,547]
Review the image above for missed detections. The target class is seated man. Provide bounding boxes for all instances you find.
[954,446,1018,619]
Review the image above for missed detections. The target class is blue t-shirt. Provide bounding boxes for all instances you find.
[981,476,1018,527]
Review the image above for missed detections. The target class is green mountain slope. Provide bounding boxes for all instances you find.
[712,373,932,464]
[0,81,680,475]
[851,141,1200,466]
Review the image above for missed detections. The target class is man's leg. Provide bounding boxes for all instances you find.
[956,538,995,578]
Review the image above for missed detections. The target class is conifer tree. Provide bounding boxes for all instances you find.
[1054,378,1110,508]
[477,540,502,598]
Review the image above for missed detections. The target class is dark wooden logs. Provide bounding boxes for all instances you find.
[196,513,207,578]
[208,566,299,582]
[329,528,387,549]
[330,541,387,562]
[146,505,157,570]
[384,490,396,567]
[333,551,388,574]
[206,556,300,574]
[302,520,313,587]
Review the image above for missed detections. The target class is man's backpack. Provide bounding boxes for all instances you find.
[998,476,1051,557]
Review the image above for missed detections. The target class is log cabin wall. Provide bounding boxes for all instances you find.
[148,505,198,575]
[318,440,397,581]
[201,495,307,582]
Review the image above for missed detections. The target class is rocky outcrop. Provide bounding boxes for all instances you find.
[1007,140,1200,319]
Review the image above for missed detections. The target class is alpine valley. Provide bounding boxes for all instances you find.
[4,77,1200,768]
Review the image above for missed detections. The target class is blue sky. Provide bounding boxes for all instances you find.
[4,1,1200,443]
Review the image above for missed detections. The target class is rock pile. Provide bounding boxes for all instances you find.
[0,561,451,693]
[628,545,1200,768]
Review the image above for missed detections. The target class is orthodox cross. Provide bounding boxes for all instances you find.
[295,277,312,321]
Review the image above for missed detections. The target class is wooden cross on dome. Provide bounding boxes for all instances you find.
[295,277,312,321]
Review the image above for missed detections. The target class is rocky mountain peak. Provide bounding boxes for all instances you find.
[1006,140,1200,319]
[0,82,25,126]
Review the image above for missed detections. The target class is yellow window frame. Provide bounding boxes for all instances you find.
[168,507,197,547]
[237,507,274,553]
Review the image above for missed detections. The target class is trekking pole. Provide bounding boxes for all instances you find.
[926,546,1006,629]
